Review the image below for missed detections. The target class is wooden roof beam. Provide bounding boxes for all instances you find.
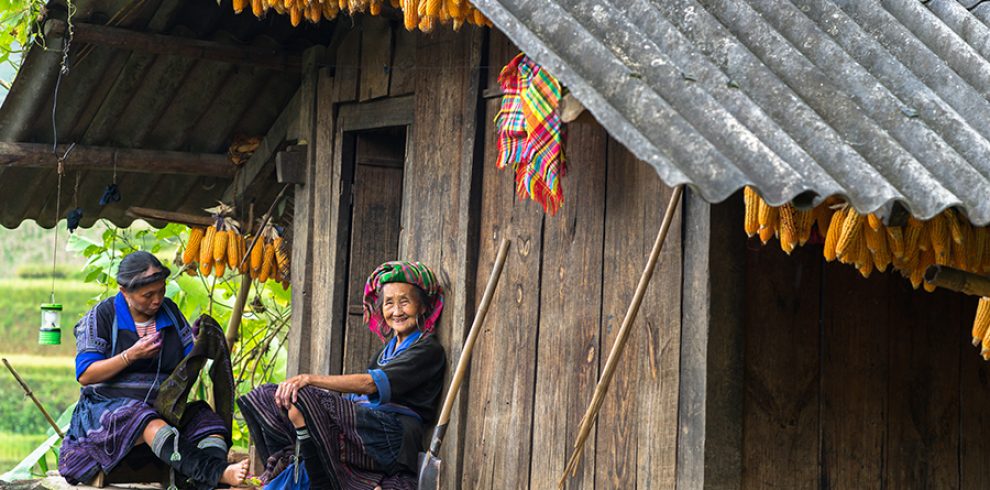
[0,141,235,178]
[44,19,302,71]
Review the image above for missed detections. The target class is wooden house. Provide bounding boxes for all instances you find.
[4,1,990,488]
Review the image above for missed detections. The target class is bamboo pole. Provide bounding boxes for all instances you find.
[226,185,290,350]
[3,358,65,438]
[558,185,683,488]
[924,265,990,297]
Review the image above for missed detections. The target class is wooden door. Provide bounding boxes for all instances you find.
[341,128,406,375]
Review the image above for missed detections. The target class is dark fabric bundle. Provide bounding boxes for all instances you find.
[154,314,235,444]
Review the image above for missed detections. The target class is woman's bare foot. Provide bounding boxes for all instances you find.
[220,459,249,486]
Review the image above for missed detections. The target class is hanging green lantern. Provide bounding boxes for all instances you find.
[39,303,62,345]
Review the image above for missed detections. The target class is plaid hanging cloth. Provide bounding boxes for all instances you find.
[495,53,566,215]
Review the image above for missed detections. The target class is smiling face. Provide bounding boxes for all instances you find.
[381,282,427,340]
[120,267,167,322]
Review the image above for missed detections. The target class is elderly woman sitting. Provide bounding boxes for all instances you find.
[238,261,446,489]
[58,251,248,488]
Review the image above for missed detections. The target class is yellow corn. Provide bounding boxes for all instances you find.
[743,187,760,238]
[234,0,248,13]
[473,7,485,25]
[183,227,205,265]
[981,313,990,356]
[260,241,276,283]
[227,232,241,269]
[835,209,864,260]
[419,14,434,32]
[758,200,778,245]
[796,208,814,246]
[946,208,965,245]
[778,203,797,255]
[447,0,462,18]
[865,225,890,272]
[214,260,226,278]
[200,260,212,277]
[290,6,302,26]
[886,226,905,259]
[858,257,873,279]
[238,236,249,274]
[252,0,265,17]
[274,236,289,276]
[904,217,923,254]
[213,229,229,263]
[200,226,216,266]
[250,236,264,271]
[823,207,847,262]
[973,227,987,273]
[426,0,441,17]
[951,229,968,270]
[403,0,419,30]
[930,214,950,265]
[867,213,883,231]
[306,3,321,22]
[972,297,990,346]
[370,0,382,15]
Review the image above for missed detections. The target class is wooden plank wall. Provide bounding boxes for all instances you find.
[460,31,683,490]
[298,23,684,489]
[742,237,987,489]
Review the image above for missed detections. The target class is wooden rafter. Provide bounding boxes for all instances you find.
[44,19,302,71]
[0,141,235,178]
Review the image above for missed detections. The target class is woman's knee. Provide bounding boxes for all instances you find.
[287,405,306,428]
[140,418,167,445]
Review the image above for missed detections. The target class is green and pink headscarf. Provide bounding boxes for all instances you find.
[363,261,444,341]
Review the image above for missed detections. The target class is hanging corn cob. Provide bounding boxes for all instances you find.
[743,186,990,361]
[233,0,492,32]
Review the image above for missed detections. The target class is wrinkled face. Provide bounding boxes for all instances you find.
[120,268,166,320]
[381,282,426,338]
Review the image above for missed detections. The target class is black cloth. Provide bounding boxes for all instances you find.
[366,333,446,424]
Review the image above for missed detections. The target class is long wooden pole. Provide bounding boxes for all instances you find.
[3,358,65,438]
[0,142,234,177]
[226,185,291,350]
[418,238,511,490]
[925,265,990,297]
[44,19,302,71]
[558,185,683,488]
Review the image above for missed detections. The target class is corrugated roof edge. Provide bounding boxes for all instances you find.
[471,0,989,225]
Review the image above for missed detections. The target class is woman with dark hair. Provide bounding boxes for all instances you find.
[238,261,447,490]
[59,251,248,488]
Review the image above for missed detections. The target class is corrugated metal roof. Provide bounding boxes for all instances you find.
[472,0,990,224]
[0,0,331,228]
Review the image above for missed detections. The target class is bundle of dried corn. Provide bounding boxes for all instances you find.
[743,187,990,290]
[228,135,262,167]
[233,0,491,31]
[181,204,248,278]
[247,222,291,289]
[745,187,990,360]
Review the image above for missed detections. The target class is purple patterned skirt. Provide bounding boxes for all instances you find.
[237,384,418,490]
[59,375,227,485]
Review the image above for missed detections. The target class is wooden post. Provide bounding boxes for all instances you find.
[676,190,746,490]
[285,46,325,376]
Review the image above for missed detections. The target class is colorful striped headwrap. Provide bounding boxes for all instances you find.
[495,53,566,215]
[363,261,444,341]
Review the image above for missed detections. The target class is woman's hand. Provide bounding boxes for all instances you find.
[126,331,163,361]
[275,374,311,409]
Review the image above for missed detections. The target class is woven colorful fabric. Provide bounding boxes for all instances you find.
[495,53,566,215]
[362,261,444,341]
